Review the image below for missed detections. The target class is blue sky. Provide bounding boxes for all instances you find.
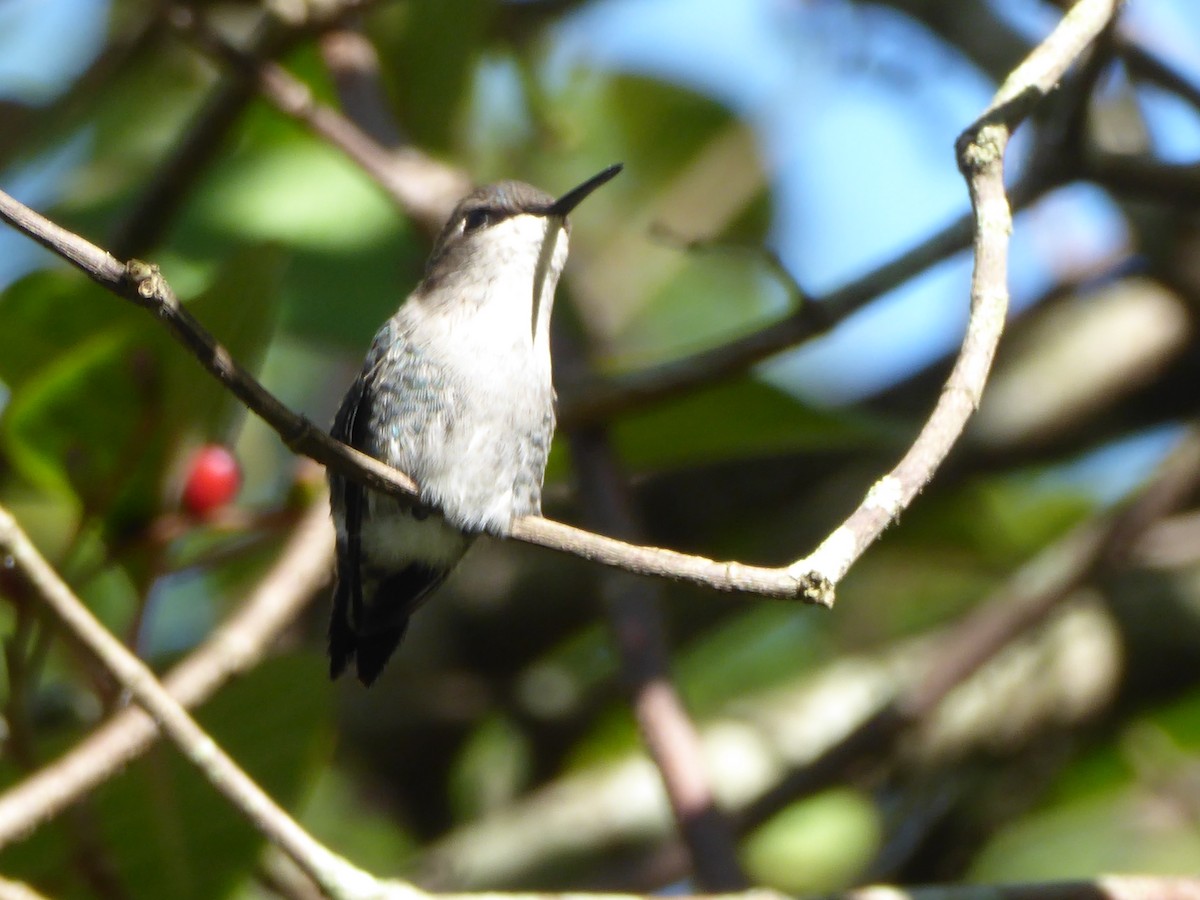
[553,0,1200,403]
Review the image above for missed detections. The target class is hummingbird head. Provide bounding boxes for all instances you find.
[417,164,622,331]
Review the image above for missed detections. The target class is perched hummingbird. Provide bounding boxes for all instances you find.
[328,164,622,685]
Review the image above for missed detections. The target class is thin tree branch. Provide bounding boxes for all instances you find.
[164,0,1051,439]
[0,877,52,900]
[425,424,1199,890]
[434,879,1200,900]
[110,11,292,257]
[317,17,405,149]
[1120,40,1200,115]
[164,4,470,236]
[302,11,749,879]
[565,396,745,887]
[1085,154,1200,206]
[559,191,1007,429]
[112,0,387,257]
[0,188,827,603]
[795,0,1126,591]
[0,501,385,900]
[0,493,334,849]
[0,0,1123,615]
[744,424,1200,835]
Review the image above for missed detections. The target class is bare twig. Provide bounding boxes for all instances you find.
[439,880,1200,900]
[163,0,1049,435]
[560,194,1001,429]
[165,4,470,235]
[424,424,1199,889]
[567,414,745,889]
[795,0,1126,590]
[318,17,405,148]
[745,424,1200,834]
[112,0,388,256]
[0,0,1123,617]
[0,501,384,899]
[0,494,334,851]
[0,189,829,605]
[110,11,292,257]
[1119,40,1200,115]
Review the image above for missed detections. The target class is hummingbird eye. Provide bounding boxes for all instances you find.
[462,208,493,234]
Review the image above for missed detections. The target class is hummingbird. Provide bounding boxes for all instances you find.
[328,164,622,685]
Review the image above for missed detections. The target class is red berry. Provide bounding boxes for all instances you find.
[182,445,242,517]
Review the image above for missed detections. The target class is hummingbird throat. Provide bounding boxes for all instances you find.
[531,218,565,342]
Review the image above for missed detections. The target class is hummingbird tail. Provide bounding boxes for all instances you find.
[328,562,450,685]
[349,624,410,686]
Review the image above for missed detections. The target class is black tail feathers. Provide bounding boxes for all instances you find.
[328,605,410,686]
[328,563,448,686]
[354,625,409,685]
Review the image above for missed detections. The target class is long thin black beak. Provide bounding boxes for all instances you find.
[545,163,623,218]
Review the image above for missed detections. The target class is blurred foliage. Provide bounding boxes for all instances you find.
[742,789,880,894]
[1,0,1199,898]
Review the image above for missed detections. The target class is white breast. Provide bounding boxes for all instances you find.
[393,215,568,532]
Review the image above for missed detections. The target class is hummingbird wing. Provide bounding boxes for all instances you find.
[328,369,372,681]
[328,345,463,685]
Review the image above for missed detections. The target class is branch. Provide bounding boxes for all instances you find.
[0,0,1123,614]
[559,192,1001,429]
[113,0,389,256]
[164,0,1049,440]
[431,879,1200,900]
[795,0,1126,589]
[0,488,333,848]
[562,338,746,888]
[165,4,470,235]
[0,497,383,899]
[744,425,1200,836]
[422,426,1200,889]
[0,877,52,900]
[0,189,831,605]
[317,16,405,149]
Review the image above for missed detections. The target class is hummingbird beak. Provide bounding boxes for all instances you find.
[544,163,623,219]
[529,164,624,341]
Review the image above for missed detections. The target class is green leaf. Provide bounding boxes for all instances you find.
[191,145,399,254]
[448,714,532,820]
[742,789,880,893]
[606,76,739,181]
[609,377,888,473]
[372,0,493,151]
[971,788,1200,881]
[618,251,789,363]
[163,244,286,445]
[0,268,143,389]
[3,328,163,511]
[183,142,422,348]
[1,248,284,531]
[675,605,827,716]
